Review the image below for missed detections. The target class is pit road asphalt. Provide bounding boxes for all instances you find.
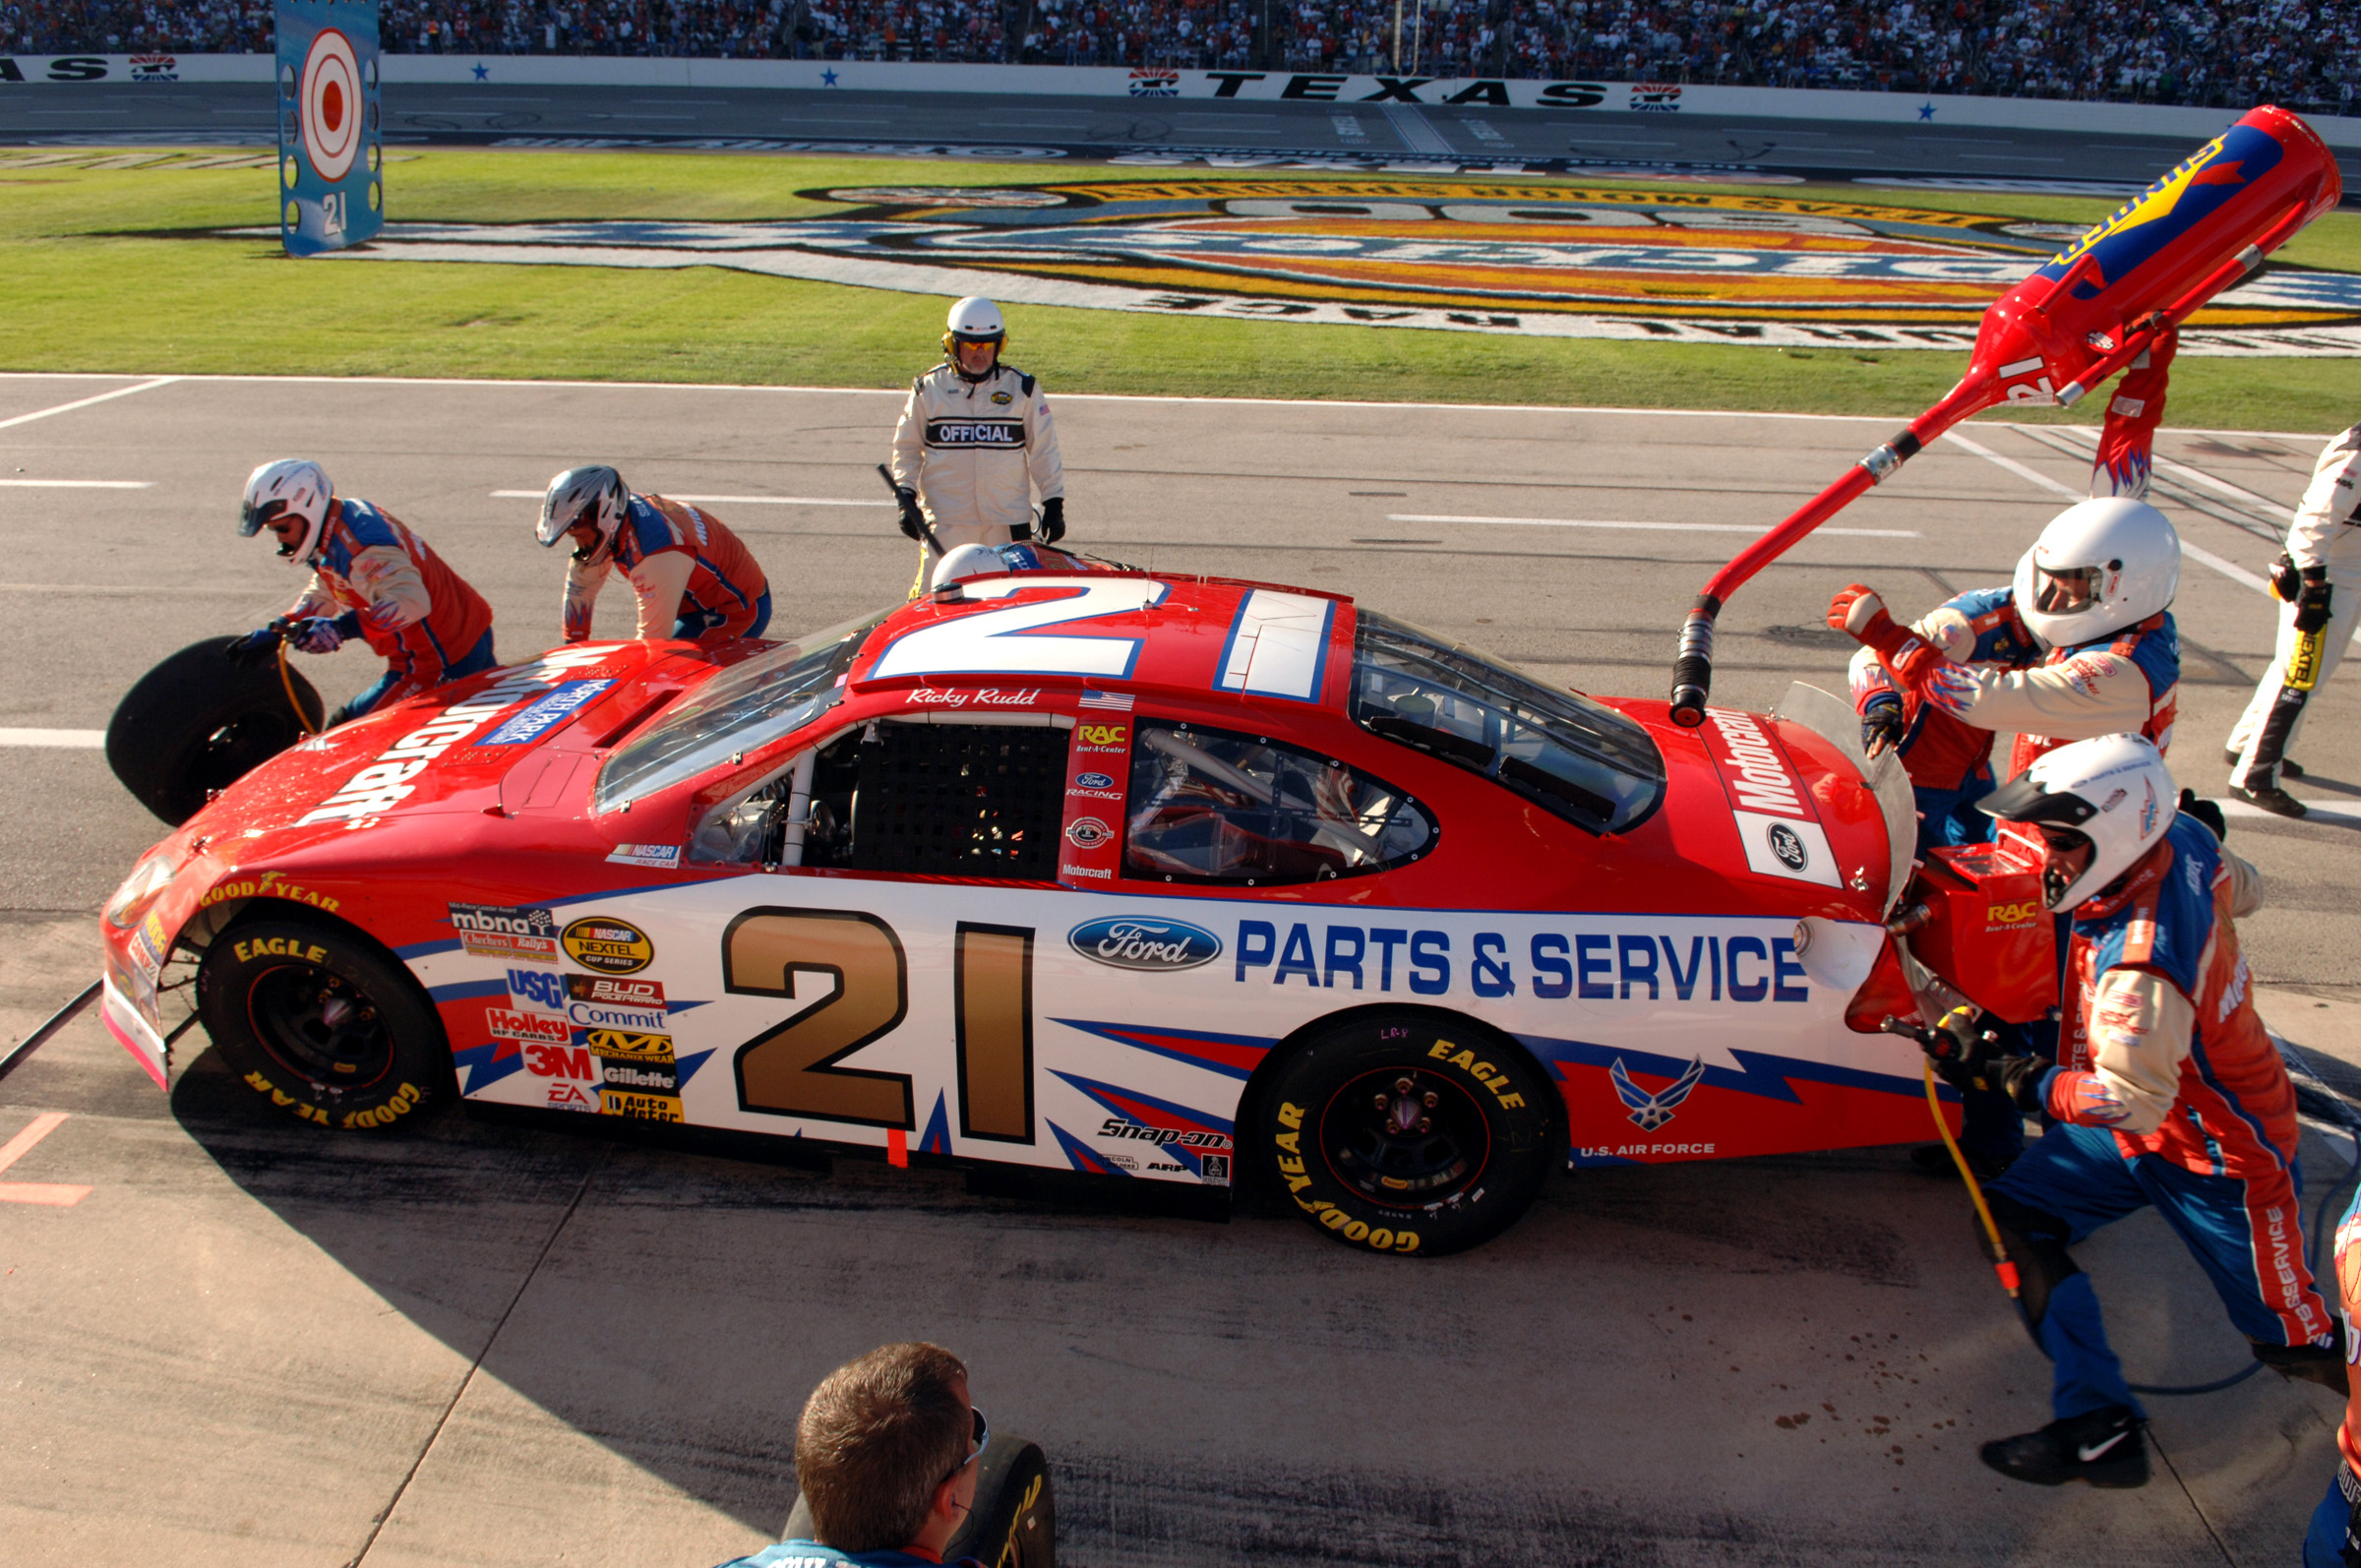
[5,372,2361,1567]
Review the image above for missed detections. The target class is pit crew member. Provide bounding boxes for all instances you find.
[2305,1186,2361,1566]
[537,465,771,645]
[2224,422,2361,818]
[888,296,1065,592]
[1919,735,2340,1489]
[1833,495,2184,1175]
[230,458,497,726]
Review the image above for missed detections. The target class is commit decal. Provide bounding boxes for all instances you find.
[246,178,2361,353]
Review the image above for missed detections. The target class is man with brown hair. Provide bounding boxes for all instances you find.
[714,1343,986,1568]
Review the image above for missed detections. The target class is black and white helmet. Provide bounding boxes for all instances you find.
[1980,734,2176,910]
[538,465,628,565]
[238,458,333,565]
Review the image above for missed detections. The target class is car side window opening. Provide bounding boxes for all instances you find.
[696,720,1068,880]
[1351,612,1665,835]
[1124,722,1432,885]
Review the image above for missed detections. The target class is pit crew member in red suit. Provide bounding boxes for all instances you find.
[889,296,1065,595]
[1834,496,2184,1176]
[1921,735,2342,1489]
[2304,1189,2361,1565]
[537,465,770,645]
[230,458,497,727]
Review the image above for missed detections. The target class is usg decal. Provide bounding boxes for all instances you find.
[562,916,653,974]
[1068,916,1222,972]
[507,967,568,1013]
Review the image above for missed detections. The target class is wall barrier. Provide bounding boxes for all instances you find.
[9,52,2361,149]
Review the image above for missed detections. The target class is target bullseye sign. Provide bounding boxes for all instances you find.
[276,0,382,256]
[299,28,361,183]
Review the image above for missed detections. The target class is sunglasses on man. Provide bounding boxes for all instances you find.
[941,1407,989,1488]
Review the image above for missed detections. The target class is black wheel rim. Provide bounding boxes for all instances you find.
[194,709,304,796]
[245,962,394,1090]
[1317,1065,1491,1211]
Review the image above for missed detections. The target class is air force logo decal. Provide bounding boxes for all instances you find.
[1609,1055,1708,1131]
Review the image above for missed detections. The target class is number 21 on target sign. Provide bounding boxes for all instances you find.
[275,0,384,257]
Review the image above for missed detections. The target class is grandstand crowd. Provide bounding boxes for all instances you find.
[6,0,2353,110]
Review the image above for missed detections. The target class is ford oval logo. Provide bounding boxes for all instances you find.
[1067,915,1222,972]
[1074,771,1115,789]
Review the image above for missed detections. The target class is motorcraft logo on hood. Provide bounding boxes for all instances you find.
[296,645,617,825]
[1699,708,1842,890]
[1068,915,1222,972]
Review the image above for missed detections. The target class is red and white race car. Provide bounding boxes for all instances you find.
[100,566,1983,1256]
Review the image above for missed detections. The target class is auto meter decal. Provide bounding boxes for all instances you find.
[562,917,654,974]
[1696,709,1843,890]
[295,178,2361,352]
[1069,916,1223,972]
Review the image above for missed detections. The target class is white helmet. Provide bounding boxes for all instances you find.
[942,296,1006,376]
[929,541,1049,591]
[238,458,333,565]
[538,465,628,565]
[1979,734,2175,910]
[2011,497,2180,648]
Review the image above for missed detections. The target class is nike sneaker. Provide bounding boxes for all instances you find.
[1979,1406,2148,1487]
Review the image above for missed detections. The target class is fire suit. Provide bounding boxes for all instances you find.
[562,494,770,646]
[2304,1186,2361,1567]
[888,361,1063,578]
[289,499,497,721]
[2227,423,2361,790]
[1984,814,2333,1427]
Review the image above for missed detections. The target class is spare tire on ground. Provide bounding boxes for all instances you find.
[107,637,326,825]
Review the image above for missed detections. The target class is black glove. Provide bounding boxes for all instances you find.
[2295,571,2333,633]
[1038,495,1066,545]
[1921,1006,2047,1111]
[895,488,927,543]
[2179,787,2226,843]
[2271,552,2303,601]
[224,624,283,667]
[1860,694,1905,757]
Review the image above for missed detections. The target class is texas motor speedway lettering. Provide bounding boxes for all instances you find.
[279,179,2361,353]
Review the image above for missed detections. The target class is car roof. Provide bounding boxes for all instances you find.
[845,571,1357,713]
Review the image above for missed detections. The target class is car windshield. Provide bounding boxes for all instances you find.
[1352,612,1665,834]
[594,611,887,811]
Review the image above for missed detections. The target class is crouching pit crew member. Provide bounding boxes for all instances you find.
[538,465,770,646]
[889,296,1065,594]
[1914,735,2342,1489]
[1833,495,2183,1177]
[230,458,496,727]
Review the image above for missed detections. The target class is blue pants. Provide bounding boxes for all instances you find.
[2306,1467,2352,1568]
[1913,776,1998,857]
[1984,1121,2311,1422]
[341,628,498,722]
[674,588,770,642]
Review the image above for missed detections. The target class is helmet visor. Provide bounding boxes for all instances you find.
[2031,563,2107,617]
[239,496,285,538]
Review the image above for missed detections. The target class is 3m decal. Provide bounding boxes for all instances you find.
[524,1042,597,1079]
[1067,916,1222,972]
[451,902,560,962]
[561,917,654,974]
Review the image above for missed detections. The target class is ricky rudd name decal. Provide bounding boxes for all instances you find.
[296,646,616,824]
[1699,708,1842,889]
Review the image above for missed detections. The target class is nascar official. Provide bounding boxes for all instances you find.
[2224,422,2361,818]
[888,296,1065,593]
[537,465,771,646]
[230,458,498,727]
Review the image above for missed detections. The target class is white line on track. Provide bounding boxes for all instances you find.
[0,479,151,489]
[1387,513,1920,538]
[0,729,103,748]
[488,490,890,506]
[2210,797,2361,827]
[0,377,177,432]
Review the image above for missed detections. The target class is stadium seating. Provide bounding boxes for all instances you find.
[6,0,2352,112]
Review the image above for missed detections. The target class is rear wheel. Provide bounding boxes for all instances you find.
[1253,1010,1557,1257]
[196,917,449,1130]
[107,637,324,825]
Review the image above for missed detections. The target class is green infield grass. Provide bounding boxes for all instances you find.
[3,145,2357,430]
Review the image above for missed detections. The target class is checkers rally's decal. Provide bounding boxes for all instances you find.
[281,178,2361,353]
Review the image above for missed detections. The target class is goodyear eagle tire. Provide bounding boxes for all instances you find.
[1255,1011,1556,1257]
[197,917,449,1131]
[107,637,325,825]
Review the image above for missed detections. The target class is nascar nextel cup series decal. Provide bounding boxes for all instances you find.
[268,179,2361,353]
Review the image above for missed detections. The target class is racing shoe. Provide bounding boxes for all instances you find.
[2221,749,2302,778]
[1979,1407,2148,1488]
[2232,782,2310,818]
[2254,1335,2350,1395]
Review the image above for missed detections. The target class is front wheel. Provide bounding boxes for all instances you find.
[196,917,450,1130]
[1252,1010,1558,1257]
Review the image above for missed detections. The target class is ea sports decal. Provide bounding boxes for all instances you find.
[274,0,382,257]
[304,178,2361,353]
